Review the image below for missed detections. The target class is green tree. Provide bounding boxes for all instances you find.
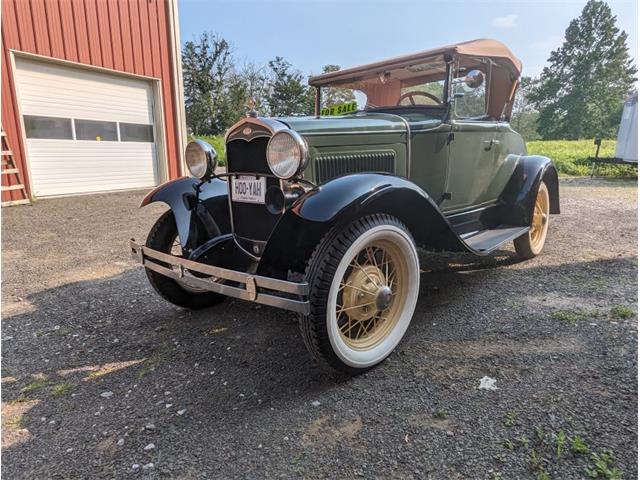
[511,76,541,141]
[182,33,243,135]
[320,65,356,107]
[528,0,636,140]
[266,57,314,116]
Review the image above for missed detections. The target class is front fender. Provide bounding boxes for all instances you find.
[258,174,464,276]
[140,176,230,250]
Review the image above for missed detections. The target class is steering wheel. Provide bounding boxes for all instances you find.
[397,91,442,106]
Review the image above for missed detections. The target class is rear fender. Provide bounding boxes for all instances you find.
[140,177,230,251]
[494,155,560,226]
[258,174,464,277]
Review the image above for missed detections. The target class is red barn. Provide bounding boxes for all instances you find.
[1,0,186,205]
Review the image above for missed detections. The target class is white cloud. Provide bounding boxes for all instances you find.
[530,35,564,51]
[491,14,518,29]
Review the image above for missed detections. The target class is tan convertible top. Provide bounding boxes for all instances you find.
[309,39,523,119]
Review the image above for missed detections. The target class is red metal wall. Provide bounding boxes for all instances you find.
[1,0,182,203]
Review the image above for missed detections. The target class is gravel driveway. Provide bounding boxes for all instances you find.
[2,178,637,479]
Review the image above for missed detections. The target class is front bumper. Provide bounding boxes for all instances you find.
[129,240,310,314]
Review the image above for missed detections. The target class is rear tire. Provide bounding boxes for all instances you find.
[514,181,550,259]
[145,210,226,309]
[300,214,420,375]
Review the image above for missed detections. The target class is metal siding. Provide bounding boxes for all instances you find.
[59,0,79,62]
[106,0,124,71]
[45,0,67,58]
[96,0,114,69]
[30,0,52,57]
[71,0,91,64]
[137,0,153,77]
[1,0,182,202]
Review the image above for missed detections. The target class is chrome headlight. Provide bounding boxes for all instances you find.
[266,130,309,179]
[185,140,217,179]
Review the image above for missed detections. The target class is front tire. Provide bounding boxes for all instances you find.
[145,210,226,309]
[514,181,550,259]
[300,214,420,375]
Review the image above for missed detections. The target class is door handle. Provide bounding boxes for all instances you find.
[483,139,500,150]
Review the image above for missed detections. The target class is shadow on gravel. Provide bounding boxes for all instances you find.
[1,252,637,474]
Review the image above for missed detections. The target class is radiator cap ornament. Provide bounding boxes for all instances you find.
[245,97,257,118]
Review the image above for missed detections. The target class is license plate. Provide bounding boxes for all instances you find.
[231,176,266,204]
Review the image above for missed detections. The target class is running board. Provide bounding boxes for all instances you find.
[462,225,530,254]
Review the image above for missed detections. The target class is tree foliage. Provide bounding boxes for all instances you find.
[183,34,316,134]
[265,57,314,117]
[511,77,541,141]
[320,64,356,108]
[528,0,636,140]
[182,33,244,136]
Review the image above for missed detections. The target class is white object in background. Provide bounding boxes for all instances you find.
[614,93,638,163]
[478,376,498,391]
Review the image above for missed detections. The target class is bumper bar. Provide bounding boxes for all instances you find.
[130,240,310,314]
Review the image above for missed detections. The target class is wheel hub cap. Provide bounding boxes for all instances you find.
[342,265,384,321]
[375,286,393,310]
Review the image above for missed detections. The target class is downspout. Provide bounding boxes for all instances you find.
[167,0,187,176]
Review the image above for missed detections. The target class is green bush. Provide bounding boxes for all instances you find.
[193,135,226,166]
[527,139,636,177]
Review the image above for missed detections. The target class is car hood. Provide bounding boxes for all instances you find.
[276,113,410,135]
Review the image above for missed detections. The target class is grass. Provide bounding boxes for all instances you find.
[585,451,623,479]
[553,430,567,459]
[21,378,52,395]
[551,309,591,325]
[51,382,74,397]
[571,435,590,455]
[503,411,517,427]
[138,344,172,378]
[609,305,635,320]
[193,135,226,166]
[502,427,622,480]
[433,408,448,419]
[527,139,636,177]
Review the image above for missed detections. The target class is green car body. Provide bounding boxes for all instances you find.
[282,113,529,214]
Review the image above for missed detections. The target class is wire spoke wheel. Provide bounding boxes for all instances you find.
[300,214,420,374]
[514,181,550,259]
[336,241,407,350]
[530,185,549,249]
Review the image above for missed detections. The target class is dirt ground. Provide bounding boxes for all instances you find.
[1,178,637,479]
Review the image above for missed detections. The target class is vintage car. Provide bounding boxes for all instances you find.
[130,39,559,374]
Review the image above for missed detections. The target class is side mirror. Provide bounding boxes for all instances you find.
[464,70,485,89]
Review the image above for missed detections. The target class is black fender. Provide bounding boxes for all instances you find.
[258,173,465,277]
[494,155,560,226]
[140,176,230,251]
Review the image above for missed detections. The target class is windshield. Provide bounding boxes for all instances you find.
[318,63,489,120]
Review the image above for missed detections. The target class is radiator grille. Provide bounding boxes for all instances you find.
[226,136,280,248]
[316,151,395,183]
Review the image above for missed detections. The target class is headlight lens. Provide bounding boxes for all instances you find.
[185,140,217,179]
[266,130,308,179]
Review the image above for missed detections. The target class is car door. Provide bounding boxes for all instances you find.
[441,119,498,212]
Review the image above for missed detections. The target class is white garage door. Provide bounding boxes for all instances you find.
[14,57,159,197]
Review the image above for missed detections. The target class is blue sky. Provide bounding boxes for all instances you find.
[178,0,637,78]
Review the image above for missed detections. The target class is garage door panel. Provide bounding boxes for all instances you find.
[15,57,159,196]
[16,58,154,124]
